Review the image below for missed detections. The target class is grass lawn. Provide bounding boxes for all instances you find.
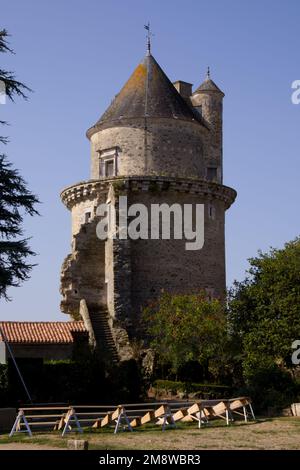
[1,417,300,450]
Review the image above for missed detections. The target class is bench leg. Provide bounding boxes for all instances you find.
[162,414,169,432]
[123,413,133,433]
[243,406,248,423]
[162,412,176,432]
[198,412,201,429]
[22,415,33,437]
[9,413,21,437]
[249,403,256,420]
[114,414,122,434]
[9,412,32,438]
[62,411,82,437]
[114,412,133,434]
[73,414,83,434]
[226,409,229,426]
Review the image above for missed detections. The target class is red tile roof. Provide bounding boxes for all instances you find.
[0,321,87,344]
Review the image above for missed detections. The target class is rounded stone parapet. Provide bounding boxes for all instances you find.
[60,176,237,210]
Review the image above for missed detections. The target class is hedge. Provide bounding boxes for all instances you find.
[0,358,144,406]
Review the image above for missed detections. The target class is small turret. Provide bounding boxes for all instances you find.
[191,67,224,183]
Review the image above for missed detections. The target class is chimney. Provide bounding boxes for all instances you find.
[173,80,193,100]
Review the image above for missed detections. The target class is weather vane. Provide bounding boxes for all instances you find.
[144,22,154,55]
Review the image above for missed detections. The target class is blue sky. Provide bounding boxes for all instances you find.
[1,0,299,321]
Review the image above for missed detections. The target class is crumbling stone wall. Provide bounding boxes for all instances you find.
[60,218,106,318]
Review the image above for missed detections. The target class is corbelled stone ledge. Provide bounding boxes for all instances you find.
[60,176,237,210]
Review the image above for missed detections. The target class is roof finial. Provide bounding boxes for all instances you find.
[144,22,153,55]
[206,66,210,80]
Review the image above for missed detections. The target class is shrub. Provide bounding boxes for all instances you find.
[237,365,300,412]
[153,379,232,399]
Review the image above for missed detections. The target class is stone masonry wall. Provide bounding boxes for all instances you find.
[60,177,235,330]
[126,189,226,335]
[90,118,207,179]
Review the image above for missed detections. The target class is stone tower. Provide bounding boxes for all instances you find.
[60,51,236,361]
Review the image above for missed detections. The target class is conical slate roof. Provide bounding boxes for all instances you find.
[194,77,224,95]
[87,54,203,138]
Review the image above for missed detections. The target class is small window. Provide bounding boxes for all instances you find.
[208,204,216,220]
[105,160,114,177]
[207,167,218,181]
[84,211,91,223]
[99,147,119,177]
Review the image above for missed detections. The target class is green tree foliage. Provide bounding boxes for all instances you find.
[228,237,300,378]
[0,30,30,100]
[143,292,226,376]
[0,29,39,300]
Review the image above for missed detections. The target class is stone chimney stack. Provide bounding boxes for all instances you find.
[173,80,193,100]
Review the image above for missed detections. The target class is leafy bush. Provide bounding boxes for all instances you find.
[143,292,227,378]
[153,379,232,398]
[228,238,300,375]
[236,365,300,412]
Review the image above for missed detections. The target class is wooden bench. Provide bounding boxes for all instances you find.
[9,397,255,436]
[228,397,255,422]
[9,406,72,437]
[92,402,176,432]
[167,397,256,427]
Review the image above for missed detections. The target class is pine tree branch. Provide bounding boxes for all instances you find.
[0,29,14,54]
[0,30,39,300]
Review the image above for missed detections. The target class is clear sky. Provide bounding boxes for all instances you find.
[1,0,299,321]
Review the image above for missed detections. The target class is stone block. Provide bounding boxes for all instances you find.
[67,439,89,450]
[291,403,300,417]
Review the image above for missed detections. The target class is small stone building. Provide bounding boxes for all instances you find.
[60,49,237,362]
[0,321,87,363]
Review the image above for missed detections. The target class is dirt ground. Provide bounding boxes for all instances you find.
[0,443,66,450]
[1,418,300,450]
